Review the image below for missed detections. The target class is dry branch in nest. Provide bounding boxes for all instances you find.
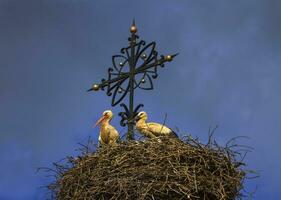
[46,134,251,200]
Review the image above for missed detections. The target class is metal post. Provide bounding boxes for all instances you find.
[127,20,137,140]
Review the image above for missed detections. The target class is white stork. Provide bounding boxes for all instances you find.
[94,110,120,146]
[135,111,178,139]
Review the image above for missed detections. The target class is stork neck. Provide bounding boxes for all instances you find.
[137,118,146,125]
[100,119,110,126]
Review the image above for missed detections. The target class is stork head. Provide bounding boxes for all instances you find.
[94,110,113,127]
[135,111,148,122]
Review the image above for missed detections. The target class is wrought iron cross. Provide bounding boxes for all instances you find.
[88,20,178,140]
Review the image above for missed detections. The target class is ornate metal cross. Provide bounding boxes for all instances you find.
[88,20,178,140]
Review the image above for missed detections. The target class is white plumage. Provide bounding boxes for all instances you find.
[135,111,178,138]
[94,110,120,146]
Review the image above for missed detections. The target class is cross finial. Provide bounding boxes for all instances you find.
[130,19,137,33]
[165,53,179,62]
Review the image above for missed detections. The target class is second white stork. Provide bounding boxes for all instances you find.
[135,111,178,139]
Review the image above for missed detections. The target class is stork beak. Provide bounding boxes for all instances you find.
[93,116,106,128]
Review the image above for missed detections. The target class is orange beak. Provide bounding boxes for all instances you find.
[93,115,107,128]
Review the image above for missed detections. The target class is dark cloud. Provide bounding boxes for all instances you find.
[0,0,280,199]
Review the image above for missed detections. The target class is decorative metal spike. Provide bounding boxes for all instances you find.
[141,53,147,59]
[165,55,172,61]
[130,19,137,33]
[92,84,99,91]
[165,53,179,62]
[172,53,179,58]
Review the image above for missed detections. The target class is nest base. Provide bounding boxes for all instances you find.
[48,136,246,200]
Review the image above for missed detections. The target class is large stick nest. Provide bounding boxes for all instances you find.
[47,135,249,200]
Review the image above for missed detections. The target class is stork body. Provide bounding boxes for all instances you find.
[135,111,178,138]
[94,110,120,146]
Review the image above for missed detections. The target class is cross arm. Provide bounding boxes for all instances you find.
[135,53,178,74]
[87,72,129,92]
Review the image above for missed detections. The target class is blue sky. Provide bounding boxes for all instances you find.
[0,0,280,199]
